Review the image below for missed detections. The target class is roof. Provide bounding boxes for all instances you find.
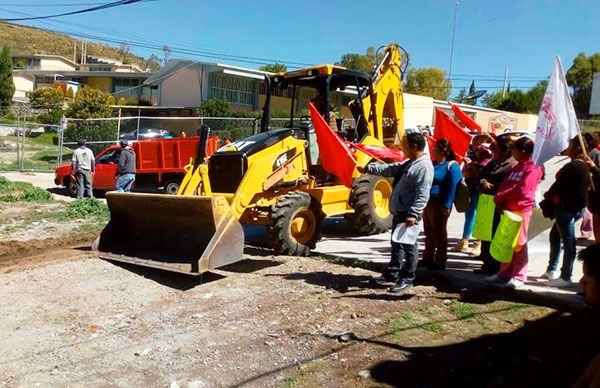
[144,59,268,85]
[14,70,153,78]
[11,54,79,69]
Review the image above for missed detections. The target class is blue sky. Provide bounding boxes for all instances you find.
[4,0,599,95]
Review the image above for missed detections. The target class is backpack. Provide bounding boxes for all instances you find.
[448,160,469,213]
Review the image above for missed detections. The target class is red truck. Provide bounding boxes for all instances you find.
[55,136,220,197]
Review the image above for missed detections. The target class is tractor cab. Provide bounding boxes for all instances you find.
[260,66,377,143]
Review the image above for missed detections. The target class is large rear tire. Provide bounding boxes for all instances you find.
[345,174,393,234]
[267,191,324,256]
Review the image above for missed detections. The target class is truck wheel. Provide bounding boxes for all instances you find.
[162,180,180,195]
[344,174,393,234]
[64,177,77,198]
[267,191,324,256]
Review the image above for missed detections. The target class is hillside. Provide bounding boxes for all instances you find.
[0,22,160,71]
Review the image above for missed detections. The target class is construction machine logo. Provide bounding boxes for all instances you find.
[273,149,296,170]
[536,93,557,139]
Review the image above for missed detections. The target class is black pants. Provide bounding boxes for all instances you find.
[384,213,419,283]
[479,210,501,273]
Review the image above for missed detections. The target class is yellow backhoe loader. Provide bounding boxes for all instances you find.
[96,43,409,275]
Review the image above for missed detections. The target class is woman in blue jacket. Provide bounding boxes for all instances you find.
[421,139,463,270]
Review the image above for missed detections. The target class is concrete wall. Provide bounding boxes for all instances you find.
[159,67,203,107]
[13,74,34,99]
[591,73,600,115]
[403,93,434,128]
[40,58,77,71]
[475,110,538,133]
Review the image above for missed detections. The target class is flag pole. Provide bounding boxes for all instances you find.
[557,56,594,190]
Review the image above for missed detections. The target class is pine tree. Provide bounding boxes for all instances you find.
[0,46,15,111]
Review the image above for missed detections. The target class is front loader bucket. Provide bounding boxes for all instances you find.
[97,192,244,275]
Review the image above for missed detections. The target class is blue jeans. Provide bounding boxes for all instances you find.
[116,173,136,192]
[463,187,480,239]
[547,205,584,281]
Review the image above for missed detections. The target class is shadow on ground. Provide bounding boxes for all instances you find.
[367,309,600,387]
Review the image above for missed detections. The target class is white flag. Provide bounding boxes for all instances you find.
[532,56,580,166]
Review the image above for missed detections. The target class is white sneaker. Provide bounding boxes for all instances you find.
[485,274,505,284]
[504,278,524,289]
[546,277,573,288]
[541,271,558,280]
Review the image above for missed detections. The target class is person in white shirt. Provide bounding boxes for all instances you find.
[71,139,95,198]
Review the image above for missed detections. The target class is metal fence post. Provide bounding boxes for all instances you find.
[117,107,122,139]
[136,108,141,140]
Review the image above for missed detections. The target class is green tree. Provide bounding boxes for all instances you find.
[199,98,230,117]
[404,67,452,100]
[483,80,548,114]
[0,46,15,111]
[453,88,469,104]
[65,87,116,148]
[259,63,287,73]
[27,87,64,124]
[66,87,74,99]
[337,46,382,74]
[566,52,600,118]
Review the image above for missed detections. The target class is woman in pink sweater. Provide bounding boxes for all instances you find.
[485,136,544,289]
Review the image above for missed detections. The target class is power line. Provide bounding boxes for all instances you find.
[0,0,148,21]
[0,2,109,6]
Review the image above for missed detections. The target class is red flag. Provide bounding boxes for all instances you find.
[434,108,472,162]
[425,134,436,160]
[308,102,357,187]
[450,103,481,132]
[351,143,405,162]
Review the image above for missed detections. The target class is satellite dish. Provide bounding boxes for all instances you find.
[464,90,487,100]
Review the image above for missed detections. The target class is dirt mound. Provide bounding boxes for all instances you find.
[0,231,97,272]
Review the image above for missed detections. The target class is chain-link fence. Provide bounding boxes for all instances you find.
[1,115,360,172]
[0,118,65,172]
[580,120,600,134]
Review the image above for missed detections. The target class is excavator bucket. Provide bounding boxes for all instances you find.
[97,192,244,275]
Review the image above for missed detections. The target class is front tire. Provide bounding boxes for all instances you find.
[267,191,324,256]
[345,174,393,234]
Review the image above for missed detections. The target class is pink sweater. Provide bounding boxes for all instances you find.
[494,158,543,213]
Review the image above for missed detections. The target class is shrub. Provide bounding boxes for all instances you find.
[117,96,127,106]
[18,187,53,202]
[199,98,230,117]
[62,198,109,220]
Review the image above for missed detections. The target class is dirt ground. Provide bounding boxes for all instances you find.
[1,190,600,387]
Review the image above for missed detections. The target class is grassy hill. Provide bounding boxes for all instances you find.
[0,22,160,71]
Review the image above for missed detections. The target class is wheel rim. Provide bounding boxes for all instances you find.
[373,179,392,219]
[165,182,179,195]
[289,208,317,245]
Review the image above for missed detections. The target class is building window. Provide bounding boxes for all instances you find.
[210,73,256,106]
[90,66,113,72]
[113,78,141,96]
[35,75,57,88]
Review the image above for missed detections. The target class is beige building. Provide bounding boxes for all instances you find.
[11,54,154,102]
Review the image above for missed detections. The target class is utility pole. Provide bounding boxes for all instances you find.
[502,65,508,98]
[448,1,459,79]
